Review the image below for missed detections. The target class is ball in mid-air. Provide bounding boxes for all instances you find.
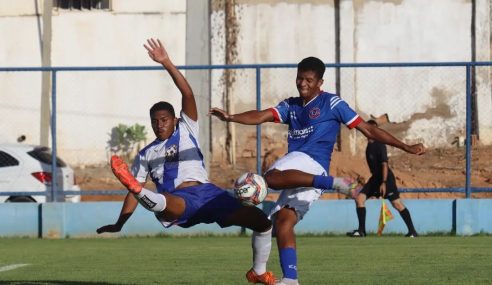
[234,172,268,206]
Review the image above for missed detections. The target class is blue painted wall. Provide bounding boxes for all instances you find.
[456,199,492,235]
[0,199,490,238]
[295,199,456,235]
[41,202,241,238]
[0,203,39,237]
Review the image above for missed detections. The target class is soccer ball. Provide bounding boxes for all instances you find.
[234,172,268,206]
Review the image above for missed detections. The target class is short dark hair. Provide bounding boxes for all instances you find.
[298,57,326,79]
[150,101,175,117]
[367,119,378,126]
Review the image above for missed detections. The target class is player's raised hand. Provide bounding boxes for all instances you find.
[406,143,425,155]
[209,107,232,122]
[144,38,169,64]
[96,223,122,234]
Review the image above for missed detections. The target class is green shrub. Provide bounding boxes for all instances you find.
[108,123,147,161]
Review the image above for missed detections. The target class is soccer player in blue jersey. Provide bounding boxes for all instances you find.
[97,39,277,285]
[209,56,425,285]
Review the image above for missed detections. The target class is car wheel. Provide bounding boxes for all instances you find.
[7,196,36,203]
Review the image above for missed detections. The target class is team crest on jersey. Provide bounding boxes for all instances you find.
[165,144,178,159]
[309,107,321,119]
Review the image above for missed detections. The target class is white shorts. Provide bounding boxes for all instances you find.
[266,151,327,221]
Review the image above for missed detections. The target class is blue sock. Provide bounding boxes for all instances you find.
[313,175,334,189]
[279,247,297,280]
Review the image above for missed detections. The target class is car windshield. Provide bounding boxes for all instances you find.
[27,147,67,167]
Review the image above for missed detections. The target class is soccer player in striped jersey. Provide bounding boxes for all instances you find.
[97,39,277,285]
[209,57,425,285]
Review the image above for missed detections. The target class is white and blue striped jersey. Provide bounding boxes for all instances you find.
[131,111,209,193]
[269,91,362,170]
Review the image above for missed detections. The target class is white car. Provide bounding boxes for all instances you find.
[0,143,80,203]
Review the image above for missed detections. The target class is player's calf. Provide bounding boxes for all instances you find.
[111,155,166,212]
[135,188,167,212]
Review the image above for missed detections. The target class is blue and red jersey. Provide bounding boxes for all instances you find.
[270,91,362,170]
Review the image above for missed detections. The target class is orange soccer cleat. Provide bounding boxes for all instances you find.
[110,155,142,194]
[246,269,277,285]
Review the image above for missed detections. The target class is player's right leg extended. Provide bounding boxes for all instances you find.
[111,155,166,212]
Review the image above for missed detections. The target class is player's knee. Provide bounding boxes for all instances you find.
[274,208,296,229]
[252,209,272,231]
[355,194,366,206]
[264,174,275,188]
[264,171,281,189]
[391,199,404,211]
[238,207,272,232]
[255,218,272,233]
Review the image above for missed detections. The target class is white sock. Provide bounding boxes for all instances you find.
[252,227,272,275]
[135,188,166,212]
[280,277,299,285]
[333,177,355,194]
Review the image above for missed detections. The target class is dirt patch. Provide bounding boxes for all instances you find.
[76,145,492,201]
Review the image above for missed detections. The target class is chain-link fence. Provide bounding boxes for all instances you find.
[1,62,491,201]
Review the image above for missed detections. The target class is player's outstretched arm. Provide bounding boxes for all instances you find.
[144,38,197,121]
[96,193,138,234]
[209,107,274,125]
[356,120,425,155]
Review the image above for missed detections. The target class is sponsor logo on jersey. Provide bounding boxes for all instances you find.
[288,126,314,139]
[309,107,321,119]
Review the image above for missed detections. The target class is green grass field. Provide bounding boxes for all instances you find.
[0,235,491,284]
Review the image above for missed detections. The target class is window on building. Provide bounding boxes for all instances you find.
[54,0,111,11]
[0,151,19,168]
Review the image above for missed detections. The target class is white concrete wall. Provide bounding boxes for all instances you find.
[0,0,42,15]
[0,0,44,144]
[210,1,337,160]
[1,0,491,167]
[111,0,184,13]
[342,0,473,153]
[211,0,491,158]
[0,0,187,165]
[475,0,492,144]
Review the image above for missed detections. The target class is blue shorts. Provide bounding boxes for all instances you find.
[157,183,242,228]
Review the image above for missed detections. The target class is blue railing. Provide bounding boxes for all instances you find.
[2,187,492,198]
[1,61,491,200]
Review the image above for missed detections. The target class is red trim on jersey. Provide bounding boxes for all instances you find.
[347,116,362,129]
[269,108,281,123]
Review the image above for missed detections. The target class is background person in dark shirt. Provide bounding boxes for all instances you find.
[347,120,418,237]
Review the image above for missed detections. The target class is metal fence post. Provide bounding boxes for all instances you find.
[465,65,472,198]
[51,69,57,202]
[256,67,262,175]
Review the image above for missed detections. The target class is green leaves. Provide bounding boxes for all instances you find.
[108,123,147,161]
